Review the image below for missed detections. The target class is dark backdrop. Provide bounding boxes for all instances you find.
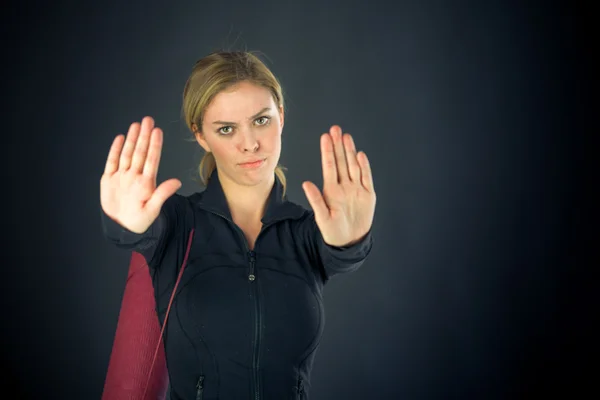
[2,0,595,398]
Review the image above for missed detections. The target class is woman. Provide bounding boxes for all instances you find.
[100,51,376,399]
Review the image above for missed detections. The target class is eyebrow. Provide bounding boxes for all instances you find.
[212,107,272,126]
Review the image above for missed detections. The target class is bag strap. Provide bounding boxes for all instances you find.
[142,228,195,400]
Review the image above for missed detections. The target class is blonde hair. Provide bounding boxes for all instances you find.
[182,51,287,195]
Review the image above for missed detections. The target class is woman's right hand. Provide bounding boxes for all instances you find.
[100,116,182,234]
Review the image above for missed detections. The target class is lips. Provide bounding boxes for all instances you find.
[237,158,266,170]
[239,158,265,165]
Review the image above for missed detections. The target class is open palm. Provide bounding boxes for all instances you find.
[302,125,376,247]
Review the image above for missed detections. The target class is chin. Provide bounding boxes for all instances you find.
[238,165,275,185]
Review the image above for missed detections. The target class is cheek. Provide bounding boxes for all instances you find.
[209,140,234,162]
[263,126,282,151]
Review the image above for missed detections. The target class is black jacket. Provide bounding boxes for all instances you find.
[100,170,374,399]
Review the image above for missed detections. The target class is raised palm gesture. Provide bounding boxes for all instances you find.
[302,125,376,247]
[100,116,182,234]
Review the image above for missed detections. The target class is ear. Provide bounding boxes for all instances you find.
[279,105,285,130]
[193,123,211,153]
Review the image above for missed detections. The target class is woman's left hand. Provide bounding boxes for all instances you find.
[302,125,376,247]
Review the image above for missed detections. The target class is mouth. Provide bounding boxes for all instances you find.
[239,158,266,169]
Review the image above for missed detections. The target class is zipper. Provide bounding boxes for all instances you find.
[248,250,256,281]
[201,208,266,400]
[195,375,204,400]
[297,377,304,398]
[201,208,266,281]
[249,250,261,400]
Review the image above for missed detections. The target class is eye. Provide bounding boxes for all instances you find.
[218,126,233,135]
[255,116,271,126]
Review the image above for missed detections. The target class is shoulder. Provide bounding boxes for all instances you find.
[283,199,318,238]
[285,199,313,219]
[157,191,204,231]
[185,191,204,203]
[276,197,315,228]
[165,191,204,210]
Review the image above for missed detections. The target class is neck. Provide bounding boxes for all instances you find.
[218,170,275,223]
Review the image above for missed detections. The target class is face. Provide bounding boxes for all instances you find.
[194,81,284,188]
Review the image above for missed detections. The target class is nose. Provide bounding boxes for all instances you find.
[239,127,259,152]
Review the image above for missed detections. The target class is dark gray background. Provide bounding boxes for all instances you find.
[3,0,595,398]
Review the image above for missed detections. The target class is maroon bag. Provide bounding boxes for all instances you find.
[102,229,195,400]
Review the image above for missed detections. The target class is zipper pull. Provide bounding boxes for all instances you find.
[248,251,256,281]
[196,375,204,400]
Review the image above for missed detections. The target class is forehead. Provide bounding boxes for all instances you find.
[205,81,276,120]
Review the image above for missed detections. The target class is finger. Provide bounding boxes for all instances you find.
[146,178,182,213]
[302,181,330,223]
[104,134,125,175]
[358,151,375,192]
[320,133,337,186]
[131,116,155,172]
[119,121,141,171]
[330,125,348,182]
[344,134,361,182]
[142,127,164,179]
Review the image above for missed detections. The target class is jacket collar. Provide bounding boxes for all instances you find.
[196,168,306,225]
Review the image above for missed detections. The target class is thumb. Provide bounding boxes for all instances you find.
[302,181,329,224]
[147,178,182,212]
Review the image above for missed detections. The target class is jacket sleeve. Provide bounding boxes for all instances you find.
[100,194,183,268]
[304,212,374,282]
